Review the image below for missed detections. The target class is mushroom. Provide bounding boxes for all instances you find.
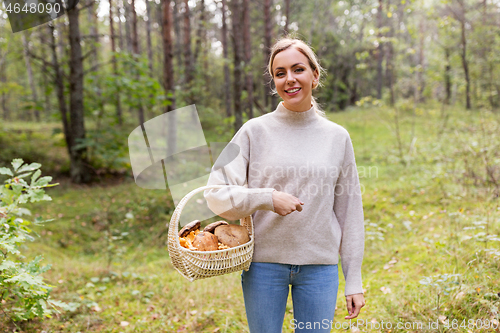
[178,220,201,237]
[192,232,219,251]
[214,225,250,248]
[203,221,229,233]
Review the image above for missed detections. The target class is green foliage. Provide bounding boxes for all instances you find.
[72,126,131,173]
[0,159,75,323]
[355,96,384,108]
[419,273,461,296]
[111,52,170,111]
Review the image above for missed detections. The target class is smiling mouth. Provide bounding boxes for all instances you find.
[285,88,301,93]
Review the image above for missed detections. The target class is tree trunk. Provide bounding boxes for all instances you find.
[39,32,51,119]
[230,0,243,132]
[145,0,154,75]
[118,0,125,51]
[0,44,10,120]
[87,1,105,129]
[124,0,133,53]
[242,0,253,119]
[131,0,145,124]
[48,23,72,159]
[56,20,66,61]
[194,0,208,83]
[385,0,395,106]
[131,0,140,54]
[459,6,471,110]
[221,0,232,118]
[173,0,183,73]
[417,16,425,103]
[68,4,92,183]
[183,0,194,104]
[109,0,123,125]
[263,0,272,110]
[444,47,451,105]
[376,0,383,100]
[21,31,40,122]
[283,0,290,36]
[194,0,204,63]
[162,0,177,157]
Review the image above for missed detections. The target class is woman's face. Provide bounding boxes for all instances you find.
[272,47,319,112]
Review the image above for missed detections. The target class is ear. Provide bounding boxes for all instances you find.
[312,70,320,88]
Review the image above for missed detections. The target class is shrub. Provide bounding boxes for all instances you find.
[0,159,76,324]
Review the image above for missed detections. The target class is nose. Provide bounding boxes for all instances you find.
[286,71,296,84]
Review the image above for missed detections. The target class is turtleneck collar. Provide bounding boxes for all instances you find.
[272,101,320,127]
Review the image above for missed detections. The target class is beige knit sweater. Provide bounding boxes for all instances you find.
[204,101,365,296]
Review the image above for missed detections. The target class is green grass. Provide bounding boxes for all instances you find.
[1,103,500,332]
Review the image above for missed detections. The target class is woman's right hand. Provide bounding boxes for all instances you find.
[272,190,304,216]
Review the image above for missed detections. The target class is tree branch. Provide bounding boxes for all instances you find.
[83,59,113,76]
[81,48,96,61]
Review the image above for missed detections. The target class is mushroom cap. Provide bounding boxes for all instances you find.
[178,220,201,237]
[214,225,250,248]
[203,220,229,234]
[192,232,219,251]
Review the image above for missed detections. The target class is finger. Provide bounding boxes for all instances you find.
[296,203,302,212]
[345,298,353,318]
[345,304,358,319]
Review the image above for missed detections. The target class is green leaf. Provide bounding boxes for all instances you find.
[16,172,34,179]
[11,159,24,171]
[48,299,80,312]
[18,194,29,204]
[34,176,52,187]
[0,237,20,254]
[0,167,13,176]
[0,260,17,270]
[31,169,41,184]
[15,208,32,216]
[17,163,42,174]
[28,189,46,203]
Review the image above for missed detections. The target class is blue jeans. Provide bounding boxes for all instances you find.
[241,262,339,333]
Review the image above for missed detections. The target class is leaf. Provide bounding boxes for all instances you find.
[15,208,32,216]
[17,163,42,174]
[0,260,17,270]
[48,299,80,312]
[31,169,41,184]
[11,159,24,172]
[0,167,13,176]
[34,176,52,187]
[16,172,34,179]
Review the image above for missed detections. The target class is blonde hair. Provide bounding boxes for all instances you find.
[267,34,327,118]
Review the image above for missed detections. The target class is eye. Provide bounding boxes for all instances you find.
[295,68,304,72]
[276,72,284,77]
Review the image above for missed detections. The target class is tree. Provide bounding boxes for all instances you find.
[221,0,232,118]
[67,2,92,183]
[162,0,177,157]
[230,0,243,132]
[242,0,254,119]
[109,0,123,125]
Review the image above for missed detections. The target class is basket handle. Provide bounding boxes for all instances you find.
[167,185,252,248]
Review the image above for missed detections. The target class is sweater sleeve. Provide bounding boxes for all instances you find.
[333,133,365,296]
[204,125,276,221]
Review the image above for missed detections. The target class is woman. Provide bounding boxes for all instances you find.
[204,35,365,332]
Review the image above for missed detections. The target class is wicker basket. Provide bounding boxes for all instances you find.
[167,185,254,281]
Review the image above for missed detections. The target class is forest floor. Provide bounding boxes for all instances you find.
[1,103,500,332]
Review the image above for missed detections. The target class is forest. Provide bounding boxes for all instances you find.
[1,0,500,331]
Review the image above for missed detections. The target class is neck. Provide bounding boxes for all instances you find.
[272,101,319,127]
